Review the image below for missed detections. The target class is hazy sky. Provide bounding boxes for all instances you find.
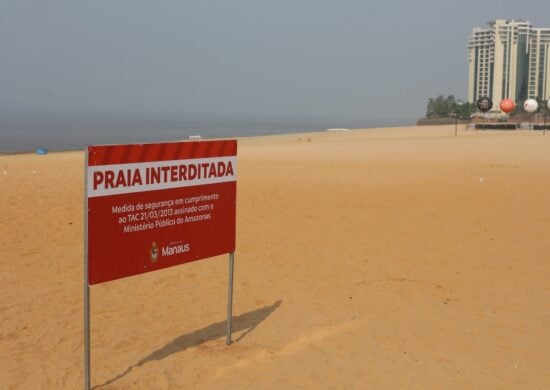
[1,1,549,120]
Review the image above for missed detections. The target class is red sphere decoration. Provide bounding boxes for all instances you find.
[499,98,515,113]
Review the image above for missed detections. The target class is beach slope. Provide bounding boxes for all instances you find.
[1,125,549,389]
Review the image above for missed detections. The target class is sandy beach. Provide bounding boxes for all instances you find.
[1,125,549,389]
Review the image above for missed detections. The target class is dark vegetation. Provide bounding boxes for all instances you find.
[425,95,475,119]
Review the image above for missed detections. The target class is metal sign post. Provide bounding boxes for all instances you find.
[84,283,90,390]
[84,152,91,390]
[544,107,547,136]
[226,252,235,345]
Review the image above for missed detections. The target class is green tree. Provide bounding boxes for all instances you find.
[510,99,525,116]
[536,97,550,114]
[426,98,435,117]
[427,95,450,117]
[425,95,474,119]
[454,102,475,119]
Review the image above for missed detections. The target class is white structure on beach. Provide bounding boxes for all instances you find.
[468,19,550,104]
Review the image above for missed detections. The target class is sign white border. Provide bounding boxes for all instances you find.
[87,156,237,198]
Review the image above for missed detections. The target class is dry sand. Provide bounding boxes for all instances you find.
[1,125,549,389]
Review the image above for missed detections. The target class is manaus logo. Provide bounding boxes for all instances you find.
[149,242,159,263]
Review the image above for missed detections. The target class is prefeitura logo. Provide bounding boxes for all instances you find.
[149,242,159,263]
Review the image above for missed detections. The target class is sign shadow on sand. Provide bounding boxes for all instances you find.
[94,300,282,389]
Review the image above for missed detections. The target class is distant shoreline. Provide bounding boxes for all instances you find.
[0,115,416,153]
[3,123,533,157]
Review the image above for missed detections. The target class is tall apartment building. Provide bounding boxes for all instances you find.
[468,19,550,105]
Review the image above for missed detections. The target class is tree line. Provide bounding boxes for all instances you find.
[425,95,475,119]
[426,94,550,119]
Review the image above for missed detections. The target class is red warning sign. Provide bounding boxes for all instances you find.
[86,140,237,285]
